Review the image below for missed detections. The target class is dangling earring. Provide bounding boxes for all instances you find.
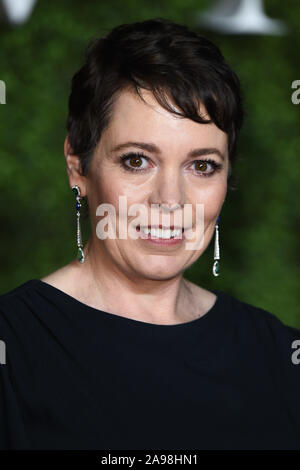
[213,215,220,276]
[71,185,85,263]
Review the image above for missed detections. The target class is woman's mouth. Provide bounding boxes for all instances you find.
[136,225,185,245]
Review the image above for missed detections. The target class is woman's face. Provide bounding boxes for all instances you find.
[83,88,228,280]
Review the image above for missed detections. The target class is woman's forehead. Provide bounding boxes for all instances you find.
[103,88,228,150]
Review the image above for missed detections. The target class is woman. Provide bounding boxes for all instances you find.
[0,18,300,451]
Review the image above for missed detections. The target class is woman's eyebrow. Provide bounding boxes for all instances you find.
[110,141,225,161]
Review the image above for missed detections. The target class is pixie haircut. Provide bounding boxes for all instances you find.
[67,18,244,196]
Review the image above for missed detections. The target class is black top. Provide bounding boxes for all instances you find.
[0,279,300,450]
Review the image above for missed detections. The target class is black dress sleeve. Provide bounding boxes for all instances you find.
[266,314,300,435]
[0,308,29,450]
[280,324,300,432]
[0,360,8,449]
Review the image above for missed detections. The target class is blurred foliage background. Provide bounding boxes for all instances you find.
[0,0,299,328]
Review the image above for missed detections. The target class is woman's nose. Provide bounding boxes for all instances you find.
[148,168,185,208]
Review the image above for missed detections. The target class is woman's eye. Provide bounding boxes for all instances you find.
[191,159,222,176]
[120,152,149,172]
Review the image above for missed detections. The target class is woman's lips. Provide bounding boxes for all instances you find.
[136,225,185,245]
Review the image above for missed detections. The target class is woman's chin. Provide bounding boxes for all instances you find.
[131,258,186,280]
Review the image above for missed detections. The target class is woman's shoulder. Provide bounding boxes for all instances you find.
[0,279,40,324]
[217,289,300,364]
[214,286,289,321]
[0,275,70,331]
[0,279,38,304]
[182,279,300,342]
[0,262,78,311]
[218,291,300,400]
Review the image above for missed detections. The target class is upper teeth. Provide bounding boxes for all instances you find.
[139,227,182,239]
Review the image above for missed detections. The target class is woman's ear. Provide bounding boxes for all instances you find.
[64,135,87,196]
[64,134,73,159]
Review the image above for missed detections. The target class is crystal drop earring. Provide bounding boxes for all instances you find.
[212,215,220,276]
[71,185,85,263]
